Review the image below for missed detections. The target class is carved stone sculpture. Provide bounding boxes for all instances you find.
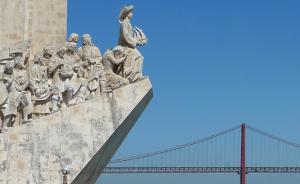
[103,46,129,90]
[68,33,79,46]
[0,3,153,183]
[28,55,53,118]
[47,47,74,111]
[64,42,89,105]
[118,5,148,83]
[0,4,148,133]
[13,55,33,122]
[0,62,29,132]
[42,46,55,68]
[78,34,107,97]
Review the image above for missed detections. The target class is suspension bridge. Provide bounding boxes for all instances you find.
[103,124,300,184]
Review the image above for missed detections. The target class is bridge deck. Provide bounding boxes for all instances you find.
[103,167,300,174]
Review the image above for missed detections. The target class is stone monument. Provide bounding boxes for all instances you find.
[0,0,67,53]
[0,2,152,184]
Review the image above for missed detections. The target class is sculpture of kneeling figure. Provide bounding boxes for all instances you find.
[103,46,129,90]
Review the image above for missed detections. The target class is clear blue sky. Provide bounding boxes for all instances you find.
[68,0,300,183]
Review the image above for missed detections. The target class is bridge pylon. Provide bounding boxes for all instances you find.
[240,124,246,184]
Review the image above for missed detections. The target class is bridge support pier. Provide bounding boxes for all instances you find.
[240,124,246,184]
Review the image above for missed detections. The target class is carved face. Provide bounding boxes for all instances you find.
[83,35,92,45]
[66,43,77,54]
[33,56,43,65]
[4,63,14,75]
[128,12,133,19]
[73,37,79,43]
[43,53,51,59]
[43,47,54,59]
[69,33,79,43]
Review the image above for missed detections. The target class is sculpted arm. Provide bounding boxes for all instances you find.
[107,53,126,65]
[89,47,102,65]
[19,77,29,91]
[78,48,89,67]
[95,47,102,64]
[28,68,39,92]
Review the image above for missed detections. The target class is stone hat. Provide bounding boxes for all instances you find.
[119,5,134,21]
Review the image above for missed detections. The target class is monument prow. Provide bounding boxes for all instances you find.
[0,78,152,184]
[0,2,151,183]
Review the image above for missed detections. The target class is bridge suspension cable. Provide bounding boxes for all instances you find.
[109,125,241,164]
[247,125,300,149]
[105,124,300,177]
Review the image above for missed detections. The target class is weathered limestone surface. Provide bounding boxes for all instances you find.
[0,0,67,53]
[0,78,153,184]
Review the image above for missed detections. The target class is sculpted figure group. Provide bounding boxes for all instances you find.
[0,5,148,132]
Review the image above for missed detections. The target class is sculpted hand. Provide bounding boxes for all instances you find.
[35,89,42,96]
[16,86,23,92]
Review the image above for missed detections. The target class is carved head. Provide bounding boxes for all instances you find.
[119,5,134,21]
[113,46,124,57]
[82,34,92,45]
[57,47,67,58]
[4,62,14,75]
[68,33,79,43]
[43,46,54,59]
[33,54,43,65]
[65,42,77,54]
[128,11,133,19]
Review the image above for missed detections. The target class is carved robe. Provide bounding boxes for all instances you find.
[47,55,73,94]
[78,44,104,92]
[13,67,33,117]
[64,52,89,100]
[1,72,28,117]
[118,18,144,83]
